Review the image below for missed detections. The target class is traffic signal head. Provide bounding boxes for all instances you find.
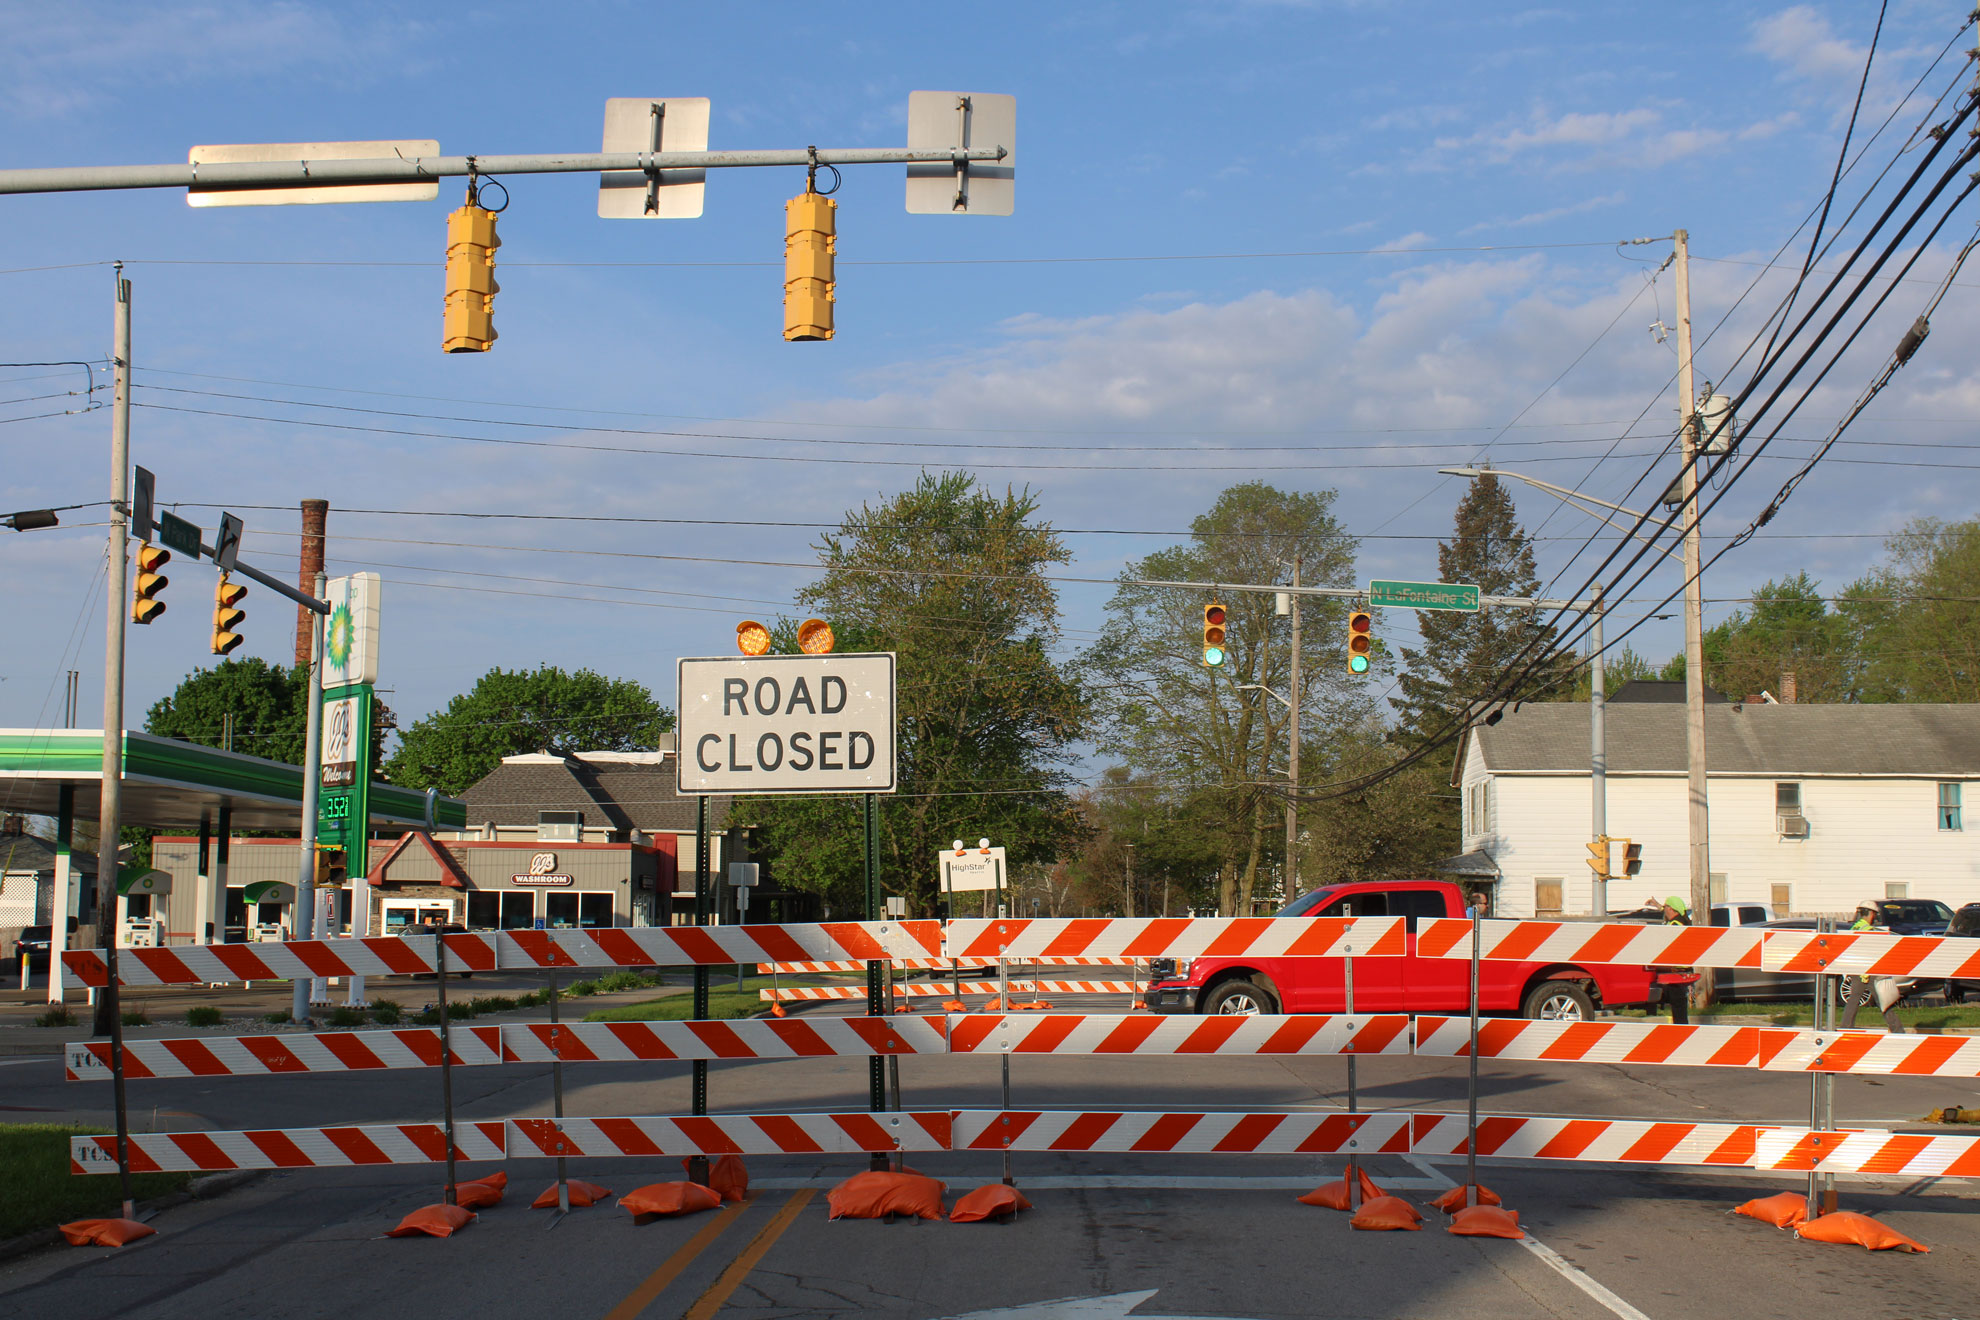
[1585,837,1609,878]
[1202,602,1227,667]
[1348,611,1372,673]
[784,189,837,341]
[443,203,500,353]
[1622,841,1643,877]
[211,574,246,656]
[131,543,170,624]
[312,846,345,887]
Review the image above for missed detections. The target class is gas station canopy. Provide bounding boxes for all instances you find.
[0,729,466,833]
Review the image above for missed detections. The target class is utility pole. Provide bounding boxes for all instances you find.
[94,266,136,1218]
[1285,557,1301,905]
[1674,229,1714,993]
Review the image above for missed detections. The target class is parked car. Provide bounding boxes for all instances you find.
[1144,879,1663,1021]
[1866,899,1955,936]
[9,919,77,968]
[1941,903,1980,1003]
[1710,917,1922,1005]
[1613,902,1769,927]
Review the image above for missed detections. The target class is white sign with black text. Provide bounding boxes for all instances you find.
[676,653,896,795]
[942,846,1006,893]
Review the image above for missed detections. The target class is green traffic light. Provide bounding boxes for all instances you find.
[1349,654,1369,674]
[1203,646,1226,667]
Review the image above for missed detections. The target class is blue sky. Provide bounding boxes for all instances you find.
[3,1,1975,754]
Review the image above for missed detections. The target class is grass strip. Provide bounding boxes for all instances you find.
[0,1124,192,1241]
[583,990,770,1024]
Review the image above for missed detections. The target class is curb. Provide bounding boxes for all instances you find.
[0,1168,265,1265]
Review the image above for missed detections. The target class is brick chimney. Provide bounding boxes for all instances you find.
[1780,670,1797,705]
[296,499,328,668]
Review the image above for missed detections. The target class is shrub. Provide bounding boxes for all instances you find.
[33,1006,73,1028]
[185,1006,224,1028]
[264,1010,292,1025]
[371,1000,403,1025]
[447,1001,472,1020]
[327,1006,367,1028]
[120,1010,148,1027]
[467,995,518,1015]
[570,981,599,997]
[596,970,643,993]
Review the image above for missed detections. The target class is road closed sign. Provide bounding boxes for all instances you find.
[676,653,896,795]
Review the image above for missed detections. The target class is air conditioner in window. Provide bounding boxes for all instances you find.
[1777,813,1810,839]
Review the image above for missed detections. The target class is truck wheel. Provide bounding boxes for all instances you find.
[1522,981,1594,1022]
[1201,979,1278,1016]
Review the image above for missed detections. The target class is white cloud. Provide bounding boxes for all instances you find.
[1751,6,1865,84]
[1460,190,1626,234]
[1491,108,1659,153]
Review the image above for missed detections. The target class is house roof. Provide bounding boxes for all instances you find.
[1467,702,1980,778]
[0,832,98,876]
[458,753,731,833]
[366,830,472,889]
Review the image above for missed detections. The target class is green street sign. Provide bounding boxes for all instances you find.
[158,510,202,558]
[1369,579,1480,612]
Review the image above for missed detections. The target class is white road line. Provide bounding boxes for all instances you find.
[0,1056,55,1068]
[1408,1154,1654,1320]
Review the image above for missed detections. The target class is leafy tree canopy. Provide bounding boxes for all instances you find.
[386,666,672,795]
[146,657,310,764]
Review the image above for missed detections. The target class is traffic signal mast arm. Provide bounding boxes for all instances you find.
[0,146,1009,197]
[1123,575,1594,611]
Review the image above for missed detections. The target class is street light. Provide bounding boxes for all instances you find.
[3,508,60,531]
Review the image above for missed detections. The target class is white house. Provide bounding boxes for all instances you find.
[1447,697,1980,920]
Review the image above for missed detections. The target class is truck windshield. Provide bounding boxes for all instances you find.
[1276,888,1337,917]
[1879,900,1954,924]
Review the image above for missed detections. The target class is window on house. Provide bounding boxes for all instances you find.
[1776,783,1808,837]
[1770,883,1792,918]
[1465,781,1493,836]
[1709,873,1727,906]
[544,891,616,928]
[1885,882,1909,901]
[467,891,536,930]
[1534,879,1563,918]
[1940,782,1963,831]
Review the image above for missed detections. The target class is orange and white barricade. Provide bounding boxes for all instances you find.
[947,1013,1410,1057]
[64,1026,504,1081]
[501,1016,945,1063]
[506,1111,952,1158]
[70,1121,506,1174]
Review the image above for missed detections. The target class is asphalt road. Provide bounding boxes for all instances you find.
[3,1000,1977,1320]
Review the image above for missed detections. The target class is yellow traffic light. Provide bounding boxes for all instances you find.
[443,202,500,353]
[1348,611,1372,674]
[212,574,246,656]
[1202,602,1227,667]
[736,620,772,656]
[1585,837,1610,878]
[313,846,345,887]
[784,188,836,341]
[796,617,835,654]
[132,543,170,624]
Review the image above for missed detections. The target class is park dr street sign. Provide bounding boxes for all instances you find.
[676,653,896,795]
[1368,579,1479,612]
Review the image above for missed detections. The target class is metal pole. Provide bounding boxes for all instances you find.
[95,267,135,1218]
[1286,556,1300,905]
[1344,944,1358,1210]
[1674,228,1714,1002]
[434,927,458,1205]
[549,968,568,1217]
[1589,586,1608,920]
[999,946,1013,1187]
[864,794,885,1115]
[291,571,326,1024]
[689,796,709,1184]
[1806,917,1827,1220]
[1465,898,1482,1205]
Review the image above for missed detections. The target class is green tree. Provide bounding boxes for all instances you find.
[1390,472,1576,740]
[146,658,310,763]
[1848,517,1980,703]
[1299,728,1455,888]
[1083,483,1364,915]
[737,473,1087,914]
[386,666,672,795]
[1694,572,1860,702]
[1062,769,1227,917]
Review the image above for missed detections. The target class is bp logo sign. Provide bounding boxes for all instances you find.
[318,573,380,686]
[326,603,354,670]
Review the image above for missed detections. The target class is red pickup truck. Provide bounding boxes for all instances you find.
[1144,879,1662,1021]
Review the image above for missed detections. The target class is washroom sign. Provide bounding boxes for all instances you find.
[676,653,896,795]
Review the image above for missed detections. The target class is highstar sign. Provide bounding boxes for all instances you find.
[676,653,896,795]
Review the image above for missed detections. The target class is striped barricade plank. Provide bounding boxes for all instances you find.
[500,1016,947,1063]
[950,1110,1412,1155]
[69,1121,506,1174]
[1752,1128,1980,1178]
[1412,1017,1758,1069]
[1415,918,1763,970]
[64,1026,503,1081]
[945,916,1403,962]
[58,932,494,988]
[946,1013,1411,1057]
[507,1111,952,1158]
[759,956,1141,973]
[1409,1113,1774,1166]
[497,921,942,971]
[761,981,1139,1002]
[1755,1028,1980,1076]
[1760,930,1980,981]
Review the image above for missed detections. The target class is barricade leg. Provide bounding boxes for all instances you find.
[1807,919,1838,1221]
[1465,901,1481,1205]
[549,969,569,1219]
[689,794,711,1187]
[999,953,1014,1187]
[1345,948,1359,1211]
[435,932,459,1206]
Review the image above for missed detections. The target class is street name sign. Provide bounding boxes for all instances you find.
[1368,579,1479,612]
[676,653,896,795]
[158,511,201,558]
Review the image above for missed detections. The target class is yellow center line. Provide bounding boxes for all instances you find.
[681,1189,816,1320]
[601,1194,755,1320]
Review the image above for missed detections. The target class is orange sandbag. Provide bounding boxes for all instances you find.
[620,1181,723,1219]
[60,1217,156,1247]
[1350,1196,1423,1232]
[1431,1184,1500,1213]
[770,1002,788,1017]
[678,1154,749,1203]
[454,1176,505,1209]
[1447,1204,1523,1239]
[942,1001,967,1012]
[1734,1192,1808,1228]
[950,1184,1033,1222]
[531,1179,614,1209]
[1298,1167,1384,1210]
[385,1203,476,1238]
[826,1170,947,1221]
[1795,1211,1929,1253]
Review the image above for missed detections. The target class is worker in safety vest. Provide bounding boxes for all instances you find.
[1652,895,1694,1024]
[1840,903,1905,1033]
